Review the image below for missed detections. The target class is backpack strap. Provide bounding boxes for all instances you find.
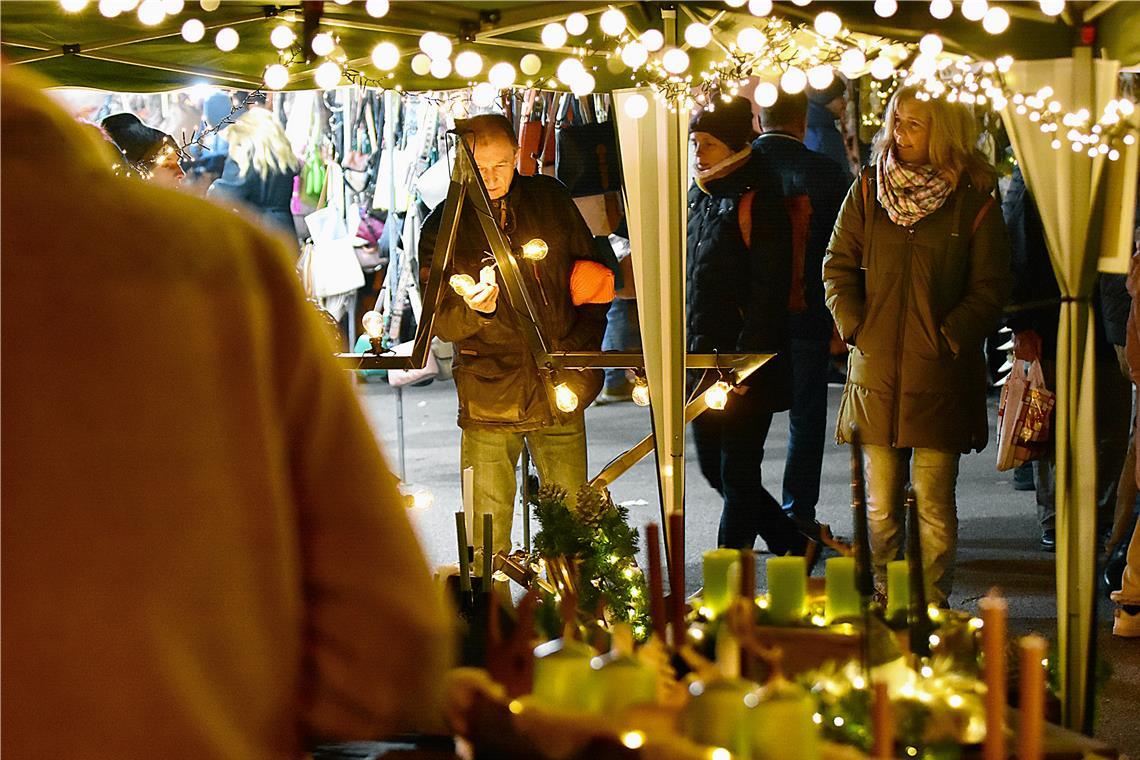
[971,195,996,236]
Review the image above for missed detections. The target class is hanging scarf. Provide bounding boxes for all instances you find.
[876,150,954,227]
[693,146,753,192]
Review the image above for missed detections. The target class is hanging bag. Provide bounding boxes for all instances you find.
[996,359,1055,471]
[517,89,543,176]
[555,97,622,197]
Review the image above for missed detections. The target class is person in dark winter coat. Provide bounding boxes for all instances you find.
[754,92,851,538]
[208,108,299,243]
[824,86,1012,605]
[418,115,611,555]
[101,112,185,187]
[687,96,812,557]
[805,80,855,182]
[1003,165,1132,550]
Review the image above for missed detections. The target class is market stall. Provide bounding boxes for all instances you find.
[5,0,1139,743]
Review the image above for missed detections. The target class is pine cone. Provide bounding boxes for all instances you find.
[573,483,612,528]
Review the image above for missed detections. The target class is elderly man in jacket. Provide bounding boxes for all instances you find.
[419,115,612,555]
[687,97,813,557]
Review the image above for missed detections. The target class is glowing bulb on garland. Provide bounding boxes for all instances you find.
[199,0,219,9]
[929,0,952,20]
[136,0,164,24]
[541,23,568,49]
[870,56,895,80]
[919,33,943,56]
[814,11,841,38]
[748,0,773,16]
[455,51,483,78]
[725,0,747,6]
[429,58,452,79]
[640,29,664,52]
[736,26,763,54]
[365,0,389,18]
[180,18,205,42]
[1039,0,1064,15]
[522,239,549,261]
[163,0,183,11]
[982,6,1009,33]
[270,25,295,49]
[874,0,897,17]
[600,8,627,36]
[488,62,516,89]
[60,0,89,10]
[780,67,808,94]
[315,60,342,89]
[410,53,431,76]
[557,57,585,85]
[571,72,596,96]
[754,81,778,107]
[961,0,988,21]
[371,41,399,71]
[704,381,731,411]
[420,32,452,61]
[807,65,834,90]
[662,48,689,75]
[215,27,239,52]
[685,23,712,49]
[264,64,290,90]
[631,379,651,406]
[555,384,579,413]
[623,92,650,120]
[621,731,646,750]
[620,41,648,68]
[566,12,588,36]
[311,32,335,57]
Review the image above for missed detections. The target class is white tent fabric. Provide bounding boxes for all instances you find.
[614,88,689,528]
[1000,48,1125,730]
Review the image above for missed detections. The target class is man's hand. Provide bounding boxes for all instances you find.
[1013,329,1042,362]
[463,282,499,315]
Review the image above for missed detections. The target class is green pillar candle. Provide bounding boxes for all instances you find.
[825,557,859,622]
[589,654,658,713]
[750,683,821,760]
[886,559,909,621]
[682,679,754,758]
[703,548,741,617]
[532,638,598,711]
[766,556,807,624]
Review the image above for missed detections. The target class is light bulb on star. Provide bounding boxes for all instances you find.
[600,8,626,36]
[264,63,290,90]
[554,383,579,413]
[270,25,296,49]
[754,81,779,107]
[565,12,588,36]
[520,54,542,76]
[685,23,712,49]
[541,22,568,49]
[180,18,205,42]
[814,11,842,38]
[371,41,399,71]
[215,27,239,52]
[623,92,650,119]
[311,32,335,57]
[704,381,731,411]
[521,239,549,260]
[455,50,483,78]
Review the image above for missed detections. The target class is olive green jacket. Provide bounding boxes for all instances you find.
[823,172,1012,453]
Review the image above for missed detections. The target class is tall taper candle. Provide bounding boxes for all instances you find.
[668,512,686,646]
[455,511,472,595]
[980,590,1008,760]
[872,681,893,759]
[905,490,931,657]
[482,512,493,588]
[462,466,475,546]
[1018,635,1047,760]
[646,523,668,641]
[850,426,873,598]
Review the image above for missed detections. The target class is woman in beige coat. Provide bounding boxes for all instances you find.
[823,86,1012,605]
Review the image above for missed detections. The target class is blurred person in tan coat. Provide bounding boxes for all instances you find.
[1,68,451,758]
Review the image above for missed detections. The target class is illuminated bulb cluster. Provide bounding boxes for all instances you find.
[631,376,651,406]
[554,383,579,413]
[704,380,732,411]
[521,238,548,260]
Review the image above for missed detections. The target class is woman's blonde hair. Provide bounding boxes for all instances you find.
[225,107,300,180]
[872,85,996,191]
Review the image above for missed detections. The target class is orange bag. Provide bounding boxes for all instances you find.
[569,260,615,305]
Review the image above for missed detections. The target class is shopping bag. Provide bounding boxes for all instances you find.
[555,121,622,197]
[995,359,1054,471]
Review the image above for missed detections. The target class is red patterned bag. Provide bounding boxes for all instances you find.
[996,359,1055,471]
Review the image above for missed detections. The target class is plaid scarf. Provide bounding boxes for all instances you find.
[876,150,954,227]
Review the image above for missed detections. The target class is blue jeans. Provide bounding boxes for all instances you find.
[692,389,808,555]
[601,299,640,392]
[460,418,588,554]
[864,445,960,605]
[782,339,831,526]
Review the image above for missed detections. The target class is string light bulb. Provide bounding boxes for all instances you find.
[264,63,290,90]
[814,11,841,38]
[521,239,549,260]
[736,26,763,54]
[429,58,452,79]
[311,32,335,57]
[754,81,779,107]
[807,65,834,90]
[1039,0,1064,15]
[371,41,399,71]
[541,22,568,49]
[983,6,1010,33]
[961,0,988,22]
[641,29,665,52]
[163,0,184,11]
[685,23,712,49]
[874,0,897,17]
[554,383,579,413]
[136,0,164,25]
[214,27,239,52]
[557,57,585,85]
[662,48,690,75]
[748,0,773,16]
[365,0,389,17]
[520,53,542,76]
[571,72,596,96]
[632,378,651,406]
[565,12,588,36]
[780,67,808,94]
[410,53,431,76]
[199,0,219,9]
[870,56,895,80]
[180,18,205,42]
[455,50,484,78]
[929,0,953,20]
[704,381,731,411]
[623,93,650,119]
[621,41,649,69]
[840,47,866,76]
[488,62,516,89]
[919,33,943,56]
[472,82,497,108]
[315,60,342,89]
[600,8,627,36]
[60,0,89,11]
[419,32,452,61]
[270,25,296,49]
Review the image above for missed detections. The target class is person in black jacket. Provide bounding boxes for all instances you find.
[753,92,851,540]
[418,115,611,555]
[687,97,812,557]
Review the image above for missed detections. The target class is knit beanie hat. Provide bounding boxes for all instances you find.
[101,112,176,165]
[689,97,758,151]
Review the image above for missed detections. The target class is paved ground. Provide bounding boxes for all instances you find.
[355,377,1138,755]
